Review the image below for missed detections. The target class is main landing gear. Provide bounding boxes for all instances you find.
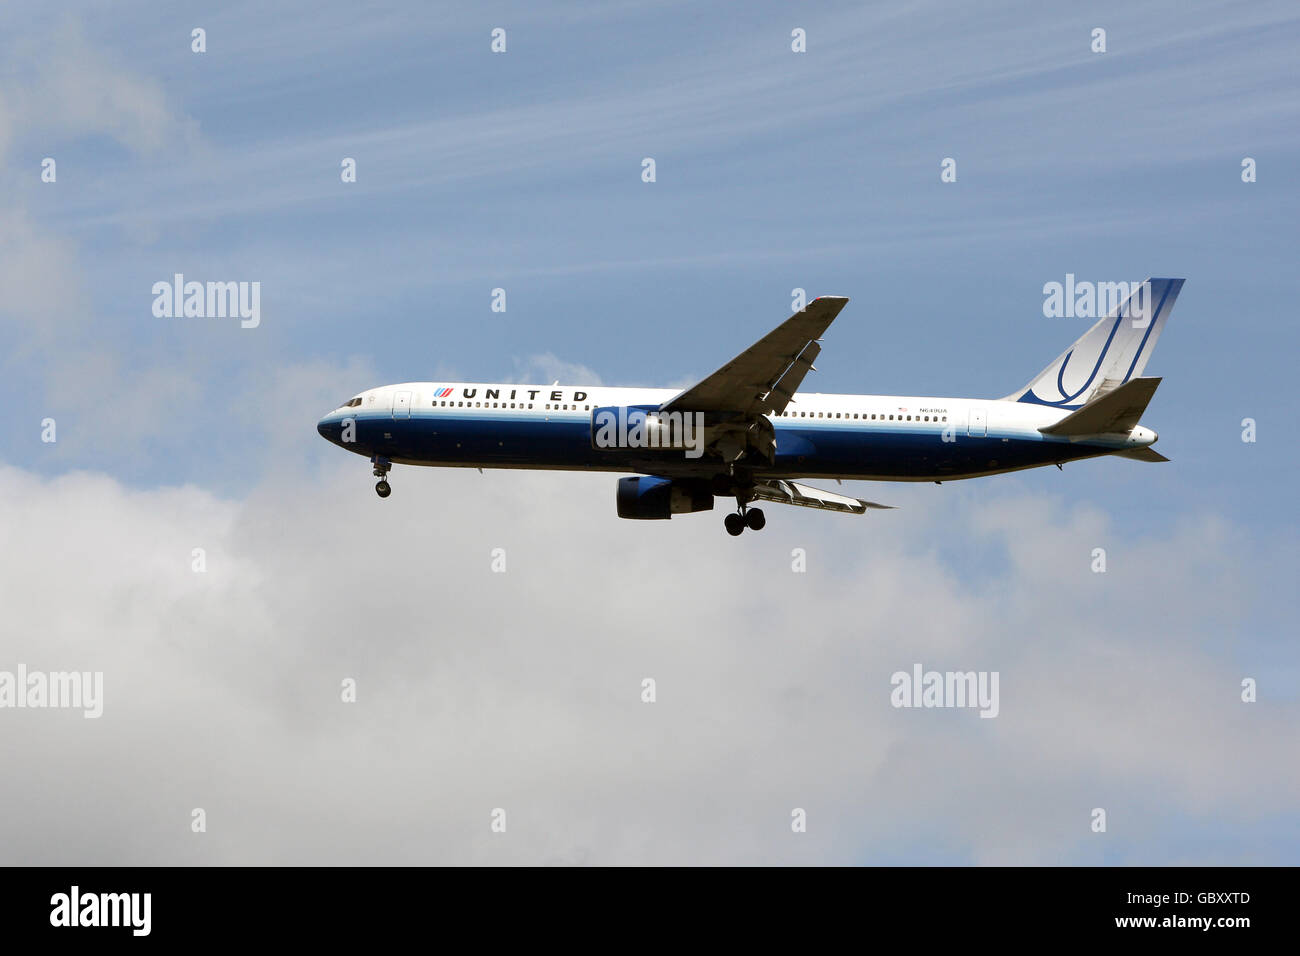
[715,470,765,536]
[372,456,392,498]
[724,503,765,536]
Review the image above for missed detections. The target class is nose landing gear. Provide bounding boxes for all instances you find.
[372,456,392,498]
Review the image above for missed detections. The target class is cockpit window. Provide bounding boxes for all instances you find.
[340,397,362,408]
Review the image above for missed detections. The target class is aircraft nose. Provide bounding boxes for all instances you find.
[317,410,342,443]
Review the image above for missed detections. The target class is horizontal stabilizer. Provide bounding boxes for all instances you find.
[751,479,893,515]
[1040,377,1161,437]
[1114,446,1169,462]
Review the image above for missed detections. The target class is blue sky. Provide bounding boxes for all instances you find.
[1,1,1296,864]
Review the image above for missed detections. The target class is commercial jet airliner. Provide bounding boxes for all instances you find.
[317,278,1183,535]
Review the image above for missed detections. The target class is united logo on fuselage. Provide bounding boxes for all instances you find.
[432,386,589,403]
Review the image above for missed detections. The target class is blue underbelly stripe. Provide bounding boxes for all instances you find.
[335,414,1104,478]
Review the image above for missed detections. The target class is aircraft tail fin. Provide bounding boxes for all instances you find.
[1004,278,1184,410]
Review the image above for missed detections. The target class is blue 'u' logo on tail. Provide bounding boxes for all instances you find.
[1018,280,1174,409]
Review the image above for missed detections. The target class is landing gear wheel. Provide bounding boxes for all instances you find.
[371,455,392,498]
[724,513,745,536]
[745,508,766,531]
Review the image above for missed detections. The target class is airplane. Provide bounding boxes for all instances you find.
[317,277,1183,535]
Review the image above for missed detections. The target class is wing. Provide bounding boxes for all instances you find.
[751,479,893,515]
[659,296,848,416]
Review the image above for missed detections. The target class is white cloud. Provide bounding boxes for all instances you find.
[4,19,198,160]
[0,209,90,341]
[0,458,1292,864]
[510,352,604,387]
[0,17,204,455]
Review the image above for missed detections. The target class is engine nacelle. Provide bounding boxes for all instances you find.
[616,476,714,520]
